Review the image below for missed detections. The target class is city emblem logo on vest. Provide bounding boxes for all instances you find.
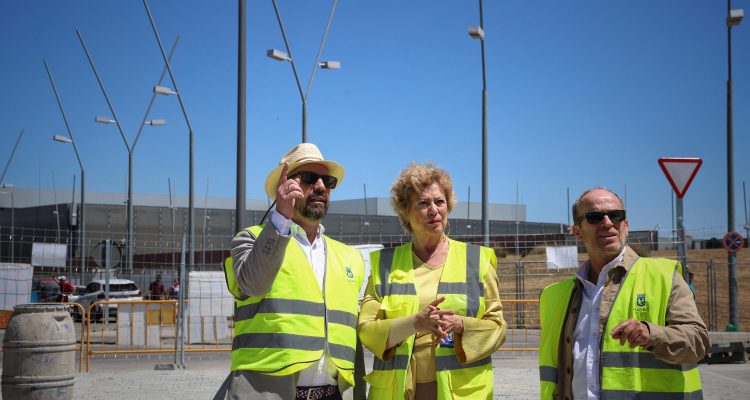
[634,293,648,313]
[345,266,354,280]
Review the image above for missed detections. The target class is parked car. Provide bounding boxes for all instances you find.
[72,279,143,322]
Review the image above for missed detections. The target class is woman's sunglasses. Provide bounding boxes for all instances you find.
[290,171,338,189]
[575,210,626,225]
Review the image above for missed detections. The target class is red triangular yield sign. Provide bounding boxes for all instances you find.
[658,158,702,199]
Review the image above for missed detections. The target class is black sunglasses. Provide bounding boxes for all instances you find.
[290,171,338,189]
[576,210,626,225]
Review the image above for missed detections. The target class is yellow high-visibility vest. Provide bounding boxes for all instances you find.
[363,239,495,399]
[224,225,364,385]
[539,257,702,399]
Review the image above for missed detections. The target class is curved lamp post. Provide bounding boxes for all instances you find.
[78,30,177,273]
[94,116,166,273]
[45,59,88,283]
[267,0,341,143]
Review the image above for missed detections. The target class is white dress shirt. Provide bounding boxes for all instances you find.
[571,249,625,400]
[270,210,338,387]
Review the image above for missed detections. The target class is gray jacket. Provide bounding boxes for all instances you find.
[225,223,365,400]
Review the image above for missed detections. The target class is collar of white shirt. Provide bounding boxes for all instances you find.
[575,247,626,288]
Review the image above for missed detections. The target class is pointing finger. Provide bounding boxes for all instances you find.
[278,163,289,187]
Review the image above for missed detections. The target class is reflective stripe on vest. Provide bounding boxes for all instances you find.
[538,277,575,400]
[365,240,494,400]
[538,257,702,400]
[600,258,702,399]
[225,225,363,382]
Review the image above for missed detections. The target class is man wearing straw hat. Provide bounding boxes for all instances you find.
[223,143,365,400]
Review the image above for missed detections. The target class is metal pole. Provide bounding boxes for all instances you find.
[236,0,246,234]
[81,171,86,283]
[515,182,519,257]
[44,59,88,282]
[726,0,738,328]
[671,189,675,250]
[467,186,471,233]
[202,178,209,270]
[477,0,489,247]
[676,197,688,280]
[363,183,369,239]
[128,152,134,272]
[143,0,196,273]
[566,187,570,227]
[53,173,61,242]
[179,233,187,367]
[104,239,111,325]
[302,101,308,143]
[169,178,175,269]
[743,180,749,243]
[10,192,14,261]
[0,129,25,186]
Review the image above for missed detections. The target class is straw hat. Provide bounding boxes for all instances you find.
[264,143,345,199]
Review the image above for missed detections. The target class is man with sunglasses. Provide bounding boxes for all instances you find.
[538,187,708,400]
[222,143,365,400]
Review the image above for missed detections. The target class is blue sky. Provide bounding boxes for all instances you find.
[1,1,749,239]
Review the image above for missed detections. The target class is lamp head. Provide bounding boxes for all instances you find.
[53,134,72,143]
[95,116,116,124]
[267,48,291,62]
[153,86,177,96]
[319,61,341,70]
[468,26,485,40]
[728,9,744,26]
[144,119,166,126]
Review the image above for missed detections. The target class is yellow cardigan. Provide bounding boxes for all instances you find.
[358,252,507,396]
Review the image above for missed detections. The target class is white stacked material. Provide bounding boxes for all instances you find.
[0,263,33,309]
[188,271,233,344]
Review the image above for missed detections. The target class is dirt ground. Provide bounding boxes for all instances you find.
[494,247,750,331]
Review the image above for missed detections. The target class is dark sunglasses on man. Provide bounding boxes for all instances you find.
[576,210,626,225]
[290,171,338,189]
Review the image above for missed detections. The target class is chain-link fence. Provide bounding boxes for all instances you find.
[1,226,748,334]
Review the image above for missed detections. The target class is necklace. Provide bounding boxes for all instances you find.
[414,236,448,269]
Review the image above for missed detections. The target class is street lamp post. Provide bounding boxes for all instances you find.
[143,0,197,274]
[78,30,177,273]
[267,0,340,143]
[95,117,166,273]
[45,60,88,283]
[726,1,743,329]
[469,0,489,247]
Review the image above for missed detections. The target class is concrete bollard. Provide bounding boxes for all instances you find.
[2,304,76,400]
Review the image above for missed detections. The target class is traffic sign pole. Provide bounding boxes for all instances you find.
[675,197,687,281]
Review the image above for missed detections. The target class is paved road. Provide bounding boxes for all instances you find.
[2,352,738,400]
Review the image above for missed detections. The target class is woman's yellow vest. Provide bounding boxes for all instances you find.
[364,239,496,399]
[223,225,364,385]
[538,258,702,400]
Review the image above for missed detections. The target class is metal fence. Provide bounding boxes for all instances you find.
[2,227,749,363]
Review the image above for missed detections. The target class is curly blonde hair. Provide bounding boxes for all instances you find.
[390,162,457,234]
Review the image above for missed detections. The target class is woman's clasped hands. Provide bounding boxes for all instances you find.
[412,296,465,348]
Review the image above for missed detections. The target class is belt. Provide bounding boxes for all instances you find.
[295,385,339,400]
